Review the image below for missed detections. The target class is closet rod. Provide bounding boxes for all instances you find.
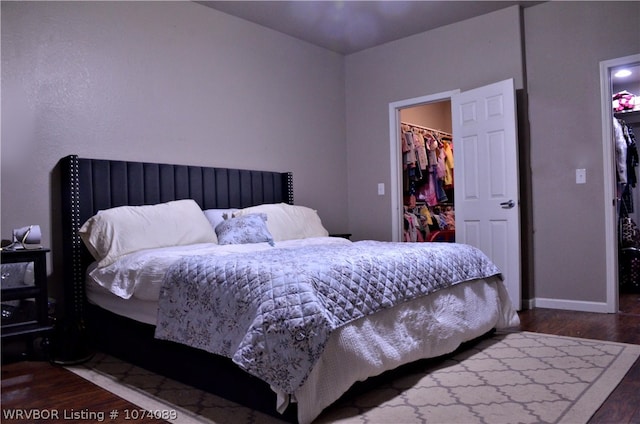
[401,121,452,138]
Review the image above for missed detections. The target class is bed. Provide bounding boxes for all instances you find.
[58,154,519,424]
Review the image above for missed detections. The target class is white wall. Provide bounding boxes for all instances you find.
[1,1,349,264]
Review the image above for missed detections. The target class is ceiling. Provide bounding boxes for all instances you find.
[197,1,543,55]
[613,64,640,88]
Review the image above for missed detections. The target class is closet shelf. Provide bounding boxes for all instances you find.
[615,109,640,125]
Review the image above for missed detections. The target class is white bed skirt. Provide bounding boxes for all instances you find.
[87,276,519,424]
[292,277,518,423]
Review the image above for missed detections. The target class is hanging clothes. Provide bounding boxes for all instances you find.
[624,121,638,187]
[401,122,455,240]
[614,118,629,184]
[614,117,638,186]
[443,140,454,187]
[403,208,426,242]
[412,130,429,172]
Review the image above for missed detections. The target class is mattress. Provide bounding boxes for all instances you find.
[86,279,158,325]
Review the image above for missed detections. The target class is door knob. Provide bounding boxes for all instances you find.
[500,200,515,209]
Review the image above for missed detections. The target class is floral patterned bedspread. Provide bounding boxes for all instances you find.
[154,241,500,394]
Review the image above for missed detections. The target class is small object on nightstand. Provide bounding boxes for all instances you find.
[330,233,352,240]
[3,225,43,251]
[1,248,53,361]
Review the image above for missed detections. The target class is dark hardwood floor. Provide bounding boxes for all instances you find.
[1,360,168,423]
[1,293,639,423]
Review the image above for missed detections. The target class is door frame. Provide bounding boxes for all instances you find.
[600,53,640,313]
[388,89,460,242]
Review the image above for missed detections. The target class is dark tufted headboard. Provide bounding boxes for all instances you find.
[59,154,293,322]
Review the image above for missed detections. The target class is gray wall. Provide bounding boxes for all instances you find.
[3,1,640,308]
[523,1,640,304]
[344,1,640,307]
[1,0,348,253]
[345,5,524,243]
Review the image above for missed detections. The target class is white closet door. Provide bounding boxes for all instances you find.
[452,78,521,310]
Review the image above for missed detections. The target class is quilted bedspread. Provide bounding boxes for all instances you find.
[154,241,500,394]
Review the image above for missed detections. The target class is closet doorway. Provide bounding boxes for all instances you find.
[399,101,454,243]
[389,79,521,310]
[600,53,640,313]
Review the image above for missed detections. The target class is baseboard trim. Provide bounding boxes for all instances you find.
[531,297,612,313]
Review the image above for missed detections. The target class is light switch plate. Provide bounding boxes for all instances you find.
[576,168,586,184]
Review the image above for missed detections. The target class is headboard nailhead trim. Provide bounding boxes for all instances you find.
[287,172,294,204]
[69,155,85,322]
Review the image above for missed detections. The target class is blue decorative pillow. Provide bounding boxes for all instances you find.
[215,213,274,246]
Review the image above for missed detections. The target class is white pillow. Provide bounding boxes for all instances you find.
[79,199,217,268]
[234,203,328,242]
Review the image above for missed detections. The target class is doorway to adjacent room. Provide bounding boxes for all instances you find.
[600,53,640,313]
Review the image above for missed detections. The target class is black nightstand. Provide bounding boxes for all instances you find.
[1,248,53,360]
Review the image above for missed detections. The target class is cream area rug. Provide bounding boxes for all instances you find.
[67,331,640,424]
